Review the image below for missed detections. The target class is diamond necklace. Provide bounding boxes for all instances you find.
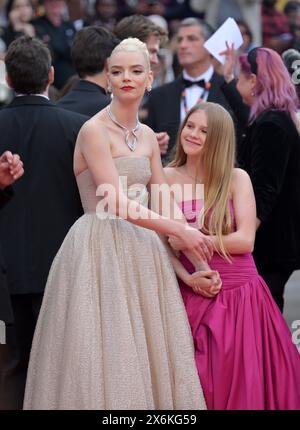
[107,104,140,152]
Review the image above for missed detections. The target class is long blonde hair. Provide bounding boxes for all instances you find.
[169,102,236,259]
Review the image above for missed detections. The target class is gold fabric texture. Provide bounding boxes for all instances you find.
[24,157,206,410]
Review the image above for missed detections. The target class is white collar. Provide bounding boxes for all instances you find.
[182,65,214,83]
[15,93,49,100]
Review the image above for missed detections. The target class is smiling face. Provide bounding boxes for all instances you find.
[180,109,208,157]
[108,49,153,101]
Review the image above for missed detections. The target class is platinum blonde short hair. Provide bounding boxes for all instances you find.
[110,37,150,70]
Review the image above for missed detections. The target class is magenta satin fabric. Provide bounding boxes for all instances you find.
[178,199,300,410]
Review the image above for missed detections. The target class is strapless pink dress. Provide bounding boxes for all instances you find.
[178,199,300,410]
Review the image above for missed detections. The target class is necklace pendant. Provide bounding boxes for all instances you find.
[126,135,136,151]
[128,142,135,151]
[107,104,140,152]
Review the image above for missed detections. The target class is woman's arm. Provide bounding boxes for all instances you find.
[219,43,250,127]
[210,168,256,254]
[147,128,213,264]
[77,120,211,260]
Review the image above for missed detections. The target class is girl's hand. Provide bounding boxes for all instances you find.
[184,270,222,298]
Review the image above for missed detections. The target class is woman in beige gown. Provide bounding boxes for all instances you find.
[23,38,209,410]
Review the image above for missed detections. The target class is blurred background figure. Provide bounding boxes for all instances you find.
[33,0,76,89]
[0,59,12,106]
[148,14,174,86]
[284,0,300,51]
[189,0,262,46]
[262,0,293,53]
[66,0,89,30]
[114,13,168,72]
[0,0,8,28]
[2,0,35,49]
[237,19,256,54]
[131,0,166,17]
[90,0,119,31]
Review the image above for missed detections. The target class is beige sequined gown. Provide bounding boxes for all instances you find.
[23,156,206,410]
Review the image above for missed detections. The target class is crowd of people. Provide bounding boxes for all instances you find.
[0,0,300,411]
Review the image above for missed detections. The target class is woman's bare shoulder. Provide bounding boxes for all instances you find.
[81,114,108,133]
[140,123,157,140]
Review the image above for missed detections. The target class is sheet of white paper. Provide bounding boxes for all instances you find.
[204,17,243,64]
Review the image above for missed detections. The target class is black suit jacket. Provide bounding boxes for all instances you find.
[0,187,14,323]
[239,110,300,271]
[0,96,88,295]
[145,72,240,163]
[57,80,111,117]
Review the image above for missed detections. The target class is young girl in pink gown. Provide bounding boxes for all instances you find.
[164,102,300,410]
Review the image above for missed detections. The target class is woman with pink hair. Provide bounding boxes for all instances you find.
[223,46,300,314]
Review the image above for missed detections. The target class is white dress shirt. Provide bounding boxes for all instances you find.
[180,65,214,122]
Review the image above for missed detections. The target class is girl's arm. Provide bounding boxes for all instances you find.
[159,231,221,297]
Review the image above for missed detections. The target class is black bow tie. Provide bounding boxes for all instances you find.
[182,78,208,89]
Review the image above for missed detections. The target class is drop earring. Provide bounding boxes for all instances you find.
[107,82,112,93]
[147,85,152,92]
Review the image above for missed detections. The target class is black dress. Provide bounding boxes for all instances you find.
[238,109,300,310]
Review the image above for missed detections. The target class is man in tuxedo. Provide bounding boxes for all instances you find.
[0,36,87,409]
[145,17,238,164]
[57,26,119,117]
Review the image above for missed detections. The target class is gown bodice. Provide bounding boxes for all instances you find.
[76,156,151,214]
